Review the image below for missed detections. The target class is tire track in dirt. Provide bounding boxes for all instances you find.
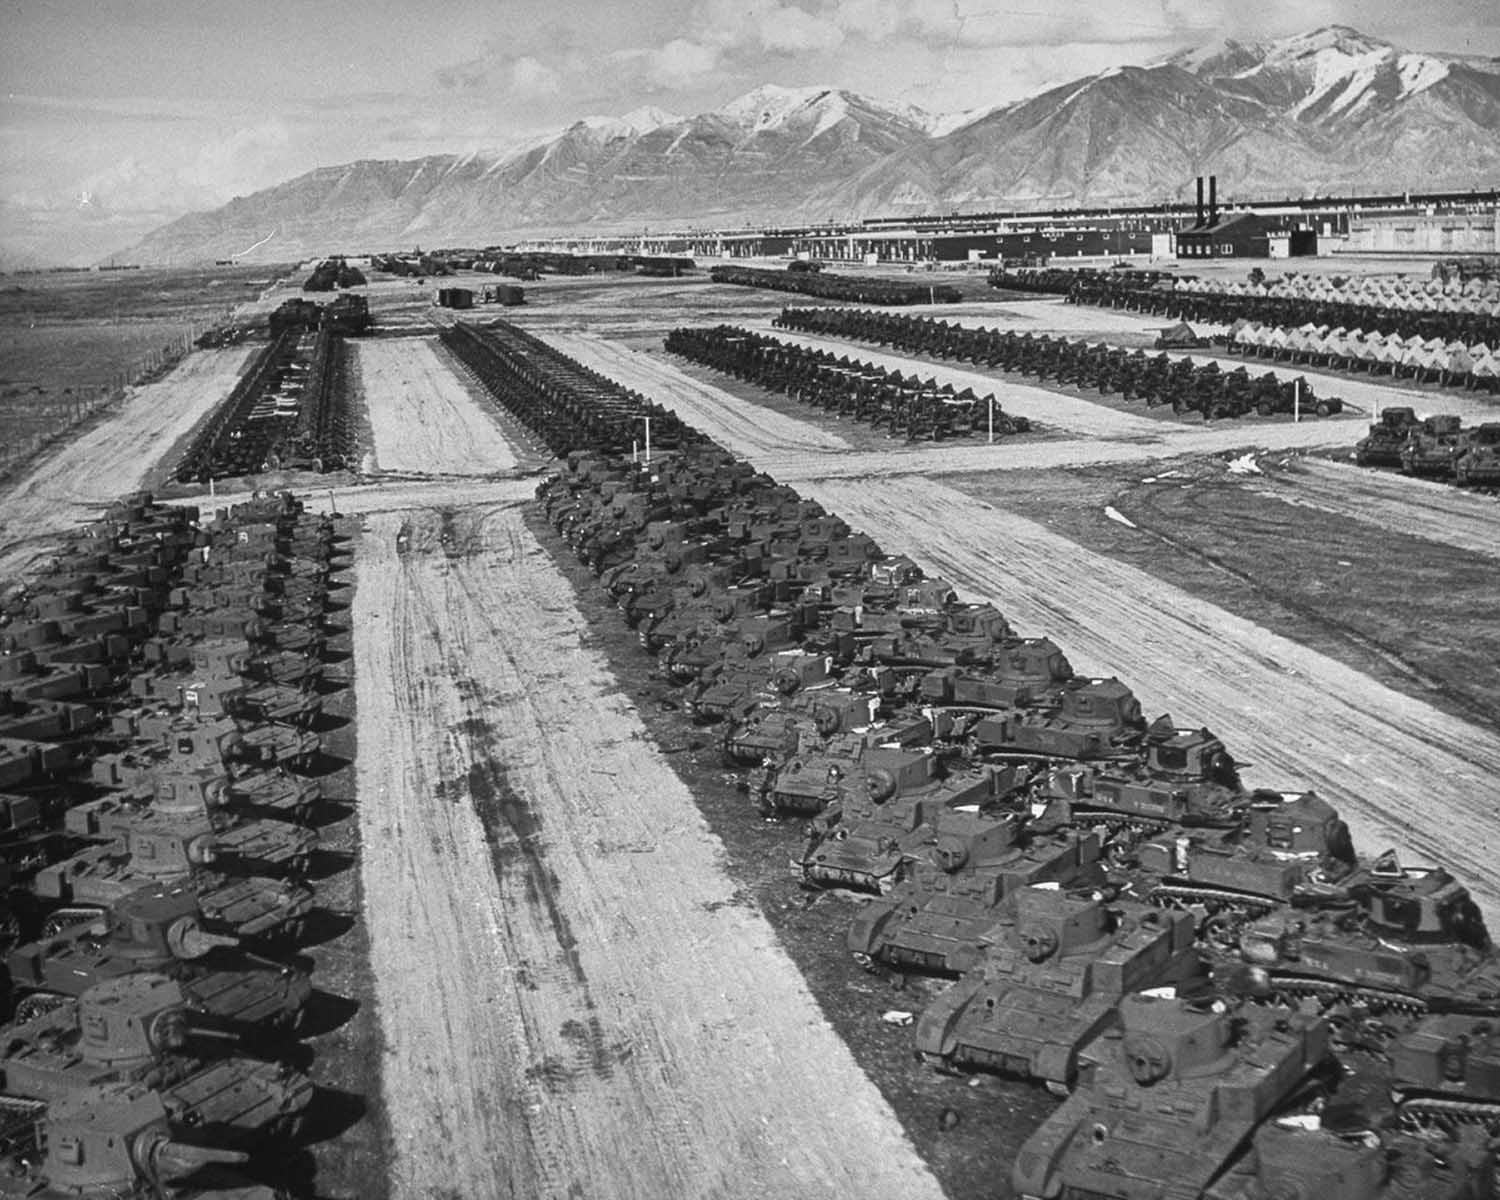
[0,345,257,581]
[354,335,521,476]
[804,477,1500,924]
[354,502,946,1200]
[1248,458,1500,561]
[538,329,856,456]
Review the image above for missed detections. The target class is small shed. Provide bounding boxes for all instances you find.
[434,287,474,309]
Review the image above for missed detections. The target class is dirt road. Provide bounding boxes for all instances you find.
[353,503,945,1200]
[0,345,255,581]
[804,477,1500,923]
[1248,457,1500,561]
[353,336,520,476]
[542,331,855,455]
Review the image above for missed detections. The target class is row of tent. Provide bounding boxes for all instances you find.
[1226,321,1500,389]
[1172,275,1500,314]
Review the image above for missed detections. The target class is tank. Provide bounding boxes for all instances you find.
[687,649,835,725]
[912,890,1202,1088]
[0,974,312,1145]
[727,687,877,770]
[1011,995,1331,1200]
[6,886,311,1036]
[755,711,931,816]
[799,746,1007,891]
[1047,727,1248,834]
[1209,1116,1495,1200]
[0,1082,285,1199]
[1234,861,1500,1047]
[972,677,1147,761]
[1400,415,1465,477]
[1354,405,1421,466]
[1390,1015,1500,1136]
[847,827,1104,975]
[917,636,1074,716]
[1453,423,1500,487]
[1131,791,1357,935]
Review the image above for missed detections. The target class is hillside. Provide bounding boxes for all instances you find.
[123,28,1500,264]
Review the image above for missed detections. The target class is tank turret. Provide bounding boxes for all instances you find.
[1012,995,1330,1200]
[913,889,1202,1087]
[0,1081,284,1198]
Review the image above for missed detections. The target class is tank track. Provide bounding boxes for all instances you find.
[1397,1096,1500,1135]
[1148,882,1280,916]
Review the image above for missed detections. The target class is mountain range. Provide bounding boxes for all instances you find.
[125,27,1500,264]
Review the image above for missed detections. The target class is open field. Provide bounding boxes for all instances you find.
[4,263,1497,1200]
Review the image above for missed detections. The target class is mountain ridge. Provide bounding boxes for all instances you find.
[122,26,1500,264]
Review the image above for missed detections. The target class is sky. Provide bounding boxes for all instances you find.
[2,0,1497,264]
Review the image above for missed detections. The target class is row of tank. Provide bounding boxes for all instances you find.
[0,488,356,1198]
[532,441,1498,1200]
[1355,408,1500,485]
[710,264,964,306]
[665,324,1033,439]
[769,306,1342,421]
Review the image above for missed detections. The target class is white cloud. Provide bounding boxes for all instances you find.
[612,39,723,89]
[756,6,845,53]
[511,56,562,97]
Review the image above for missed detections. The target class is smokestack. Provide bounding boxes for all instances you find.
[1209,175,1218,227]
[1195,177,1205,228]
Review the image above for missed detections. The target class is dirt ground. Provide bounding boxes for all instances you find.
[0,344,255,582]
[351,335,521,476]
[351,501,945,1200]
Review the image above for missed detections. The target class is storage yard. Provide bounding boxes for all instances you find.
[2,256,1499,1200]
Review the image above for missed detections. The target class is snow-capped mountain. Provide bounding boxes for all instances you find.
[123,27,1500,263]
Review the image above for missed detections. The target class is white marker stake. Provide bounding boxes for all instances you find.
[988,396,995,444]
[1294,378,1300,424]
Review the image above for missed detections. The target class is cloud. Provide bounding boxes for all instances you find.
[511,56,562,97]
[610,39,723,90]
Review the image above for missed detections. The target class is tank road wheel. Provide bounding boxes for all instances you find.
[13,992,69,1024]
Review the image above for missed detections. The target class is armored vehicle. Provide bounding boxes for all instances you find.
[0,974,312,1143]
[971,677,1147,761]
[1046,727,1248,835]
[1209,1116,1494,1200]
[911,889,1202,1087]
[1401,415,1465,477]
[847,827,1105,975]
[917,637,1074,717]
[687,649,835,726]
[756,713,933,817]
[799,745,1007,891]
[1355,406,1420,466]
[1453,422,1500,487]
[6,886,310,1036]
[0,1082,285,1199]
[1235,860,1500,1045]
[726,687,877,770]
[1011,995,1331,1200]
[1132,791,1357,932]
[1390,1014,1500,1136]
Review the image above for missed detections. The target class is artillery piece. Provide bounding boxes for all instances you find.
[911,888,1202,1088]
[1011,994,1331,1200]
